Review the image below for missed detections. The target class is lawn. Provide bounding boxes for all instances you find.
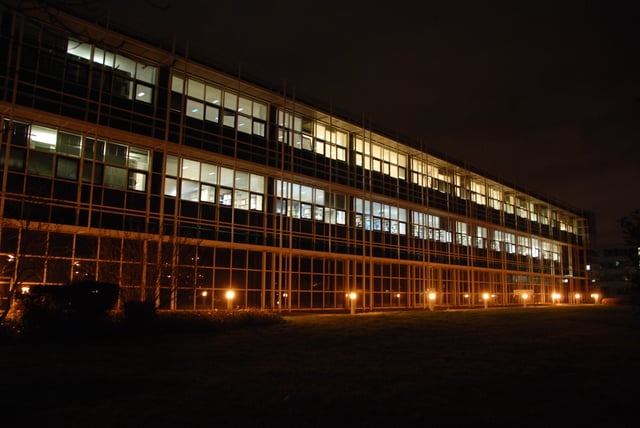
[1,305,638,427]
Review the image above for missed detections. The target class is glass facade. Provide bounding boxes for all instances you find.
[0,5,592,311]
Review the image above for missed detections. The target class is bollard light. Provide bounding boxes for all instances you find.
[225,289,235,311]
[428,292,436,311]
[349,292,357,315]
[483,292,490,309]
[522,293,528,308]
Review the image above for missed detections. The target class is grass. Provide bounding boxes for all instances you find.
[1,305,639,427]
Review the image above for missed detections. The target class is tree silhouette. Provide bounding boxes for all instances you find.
[617,210,640,299]
[619,209,640,248]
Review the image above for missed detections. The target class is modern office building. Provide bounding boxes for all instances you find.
[0,4,592,312]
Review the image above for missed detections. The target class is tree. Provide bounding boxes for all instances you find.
[619,209,640,248]
[618,210,640,304]
[0,197,65,324]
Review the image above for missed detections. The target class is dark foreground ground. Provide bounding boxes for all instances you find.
[1,305,639,427]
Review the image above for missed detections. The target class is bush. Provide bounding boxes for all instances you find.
[67,280,119,322]
[18,280,119,335]
[19,285,73,333]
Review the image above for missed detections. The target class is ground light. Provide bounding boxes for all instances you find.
[428,292,436,311]
[349,292,357,315]
[225,289,235,311]
[483,292,490,309]
[522,293,529,308]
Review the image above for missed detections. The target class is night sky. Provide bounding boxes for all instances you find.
[59,0,640,246]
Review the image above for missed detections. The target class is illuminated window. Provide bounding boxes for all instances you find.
[172,75,266,136]
[164,156,264,210]
[67,38,156,103]
[412,212,440,239]
[476,226,487,248]
[354,198,406,234]
[470,180,486,205]
[456,222,470,246]
[353,136,406,179]
[517,236,530,256]
[492,230,503,252]
[279,110,347,162]
[276,180,345,224]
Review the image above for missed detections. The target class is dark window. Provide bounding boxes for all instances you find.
[75,235,98,258]
[56,157,79,180]
[9,147,26,171]
[28,151,54,177]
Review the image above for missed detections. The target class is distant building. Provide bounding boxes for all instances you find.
[0,3,592,311]
[592,245,639,298]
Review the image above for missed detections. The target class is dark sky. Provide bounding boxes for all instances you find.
[60,0,640,246]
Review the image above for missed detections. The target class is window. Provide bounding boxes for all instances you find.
[517,236,530,256]
[104,166,127,189]
[67,38,157,103]
[492,230,503,251]
[83,136,149,191]
[29,125,58,152]
[181,180,199,201]
[56,157,79,180]
[276,180,345,224]
[105,142,127,166]
[278,110,347,162]
[57,132,82,157]
[476,226,487,249]
[411,212,440,239]
[164,156,264,210]
[470,180,486,205]
[411,158,451,192]
[200,184,216,203]
[504,232,516,254]
[128,171,146,192]
[172,75,266,136]
[354,136,406,179]
[354,198,406,234]
[27,151,53,177]
[456,222,470,246]
[219,188,232,206]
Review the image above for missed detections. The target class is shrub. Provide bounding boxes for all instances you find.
[19,285,72,333]
[18,280,119,335]
[67,280,119,322]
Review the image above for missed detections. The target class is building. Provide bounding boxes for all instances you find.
[0,3,592,312]
[592,245,639,299]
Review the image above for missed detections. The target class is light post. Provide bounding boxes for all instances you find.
[552,292,561,305]
[483,292,490,309]
[590,293,600,304]
[349,292,357,315]
[428,292,436,311]
[522,293,528,308]
[200,290,208,308]
[574,293,581,305]
[225,289,235,311]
